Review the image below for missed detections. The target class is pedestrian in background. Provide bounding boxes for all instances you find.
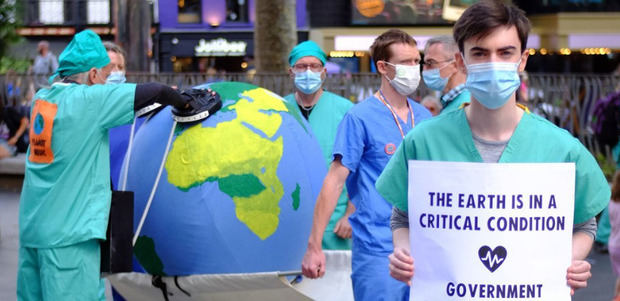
[420,95,442,116]
[30,40,59,90]
[421,35,469,114]
[609,170,620,301]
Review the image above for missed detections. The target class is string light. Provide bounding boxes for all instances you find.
[329,51,355,58]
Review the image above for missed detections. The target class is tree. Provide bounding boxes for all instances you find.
[0,0,21,60]
[116,0,151,72]
[254,0,297,73]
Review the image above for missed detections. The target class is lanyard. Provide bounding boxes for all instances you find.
[377,90,415,139]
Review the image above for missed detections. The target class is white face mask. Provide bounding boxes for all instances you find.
[384,62,421,96]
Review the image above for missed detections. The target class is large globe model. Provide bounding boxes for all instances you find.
[123,82,326,276]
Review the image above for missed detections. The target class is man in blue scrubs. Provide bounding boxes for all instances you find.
[301,29,431,300]
[421,35,469,114]
[377,1,609,295]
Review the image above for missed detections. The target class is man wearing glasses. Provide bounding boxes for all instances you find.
[284,41,355,250]
[421,35,469,114]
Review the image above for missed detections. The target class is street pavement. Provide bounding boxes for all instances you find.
[0,188,616,300]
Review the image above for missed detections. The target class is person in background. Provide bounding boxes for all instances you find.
[421,35,469,114]
[103,42,127,84]
[284,40,355,250]
[517,71,530,105]
[420,95,442,116]
[376,0,608,296]
[31,40,59,90]
[104,41,135,191]
[609,171,620,301]
[0,98,28,159]
[301,29,431,301]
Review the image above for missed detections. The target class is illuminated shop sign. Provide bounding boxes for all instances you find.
[194,38,247,57]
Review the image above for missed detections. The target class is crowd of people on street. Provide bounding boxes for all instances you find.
[1,0,619,300]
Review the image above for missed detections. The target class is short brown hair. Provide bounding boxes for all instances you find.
[370,29,417,72]
[453,0,530,53]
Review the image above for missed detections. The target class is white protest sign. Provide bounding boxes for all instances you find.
[407,161,575,300]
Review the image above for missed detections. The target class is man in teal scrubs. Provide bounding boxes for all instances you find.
[376,1,609,295]
[284,41,354,250]
[421,35,469,114]
[17,30,195,300]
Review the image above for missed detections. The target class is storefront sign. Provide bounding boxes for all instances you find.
[407,161,575,300]
[194,38,247,57]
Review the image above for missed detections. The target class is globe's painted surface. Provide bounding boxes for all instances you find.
[124,82,326,276]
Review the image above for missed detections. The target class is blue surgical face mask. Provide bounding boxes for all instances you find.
[464,58,521,110]
[294,69,323,95]
[422,64,451,92]
[106,71,126,84]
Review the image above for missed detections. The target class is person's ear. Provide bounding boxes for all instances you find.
[87,67,98,85]
[455,52,466,74]
[518,50,529,72]
[377,60,388,75]
[288,67,295,78]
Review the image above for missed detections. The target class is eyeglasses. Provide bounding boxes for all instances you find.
[293,63,324,72]
[422,59,454,69]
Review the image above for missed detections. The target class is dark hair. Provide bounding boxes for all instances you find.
[612,170,620,203]
[370,29,417,72]
[453,0,530,53]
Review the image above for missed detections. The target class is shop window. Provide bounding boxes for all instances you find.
[87,0,110,24]
[39,0,64,24]
[226,0,248,23]
[178,0,201,23]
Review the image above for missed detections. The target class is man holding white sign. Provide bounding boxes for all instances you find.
[375,0,610,299]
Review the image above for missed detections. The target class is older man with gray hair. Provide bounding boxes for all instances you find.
[422,35,469,114]
[17,29,216,300]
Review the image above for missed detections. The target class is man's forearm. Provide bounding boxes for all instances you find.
[307,174,345,249]
[134,83,186,111]
[307,161,349,250]
[572,231,593,260]
[393,227,410,251]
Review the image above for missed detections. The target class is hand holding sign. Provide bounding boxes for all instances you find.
[388,246,414,286]
[566,260,592,295]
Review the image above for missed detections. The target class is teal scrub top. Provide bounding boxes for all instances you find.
[376,107,610,224]
[441,89,470,114]
[19,82,136,248]
[284,91,353,247]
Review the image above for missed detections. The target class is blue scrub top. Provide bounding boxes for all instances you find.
[333,95,431,254]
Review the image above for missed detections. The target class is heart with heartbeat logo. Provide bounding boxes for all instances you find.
[478,245,507,272]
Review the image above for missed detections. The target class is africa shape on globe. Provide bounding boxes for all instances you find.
[123,82,327,276]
